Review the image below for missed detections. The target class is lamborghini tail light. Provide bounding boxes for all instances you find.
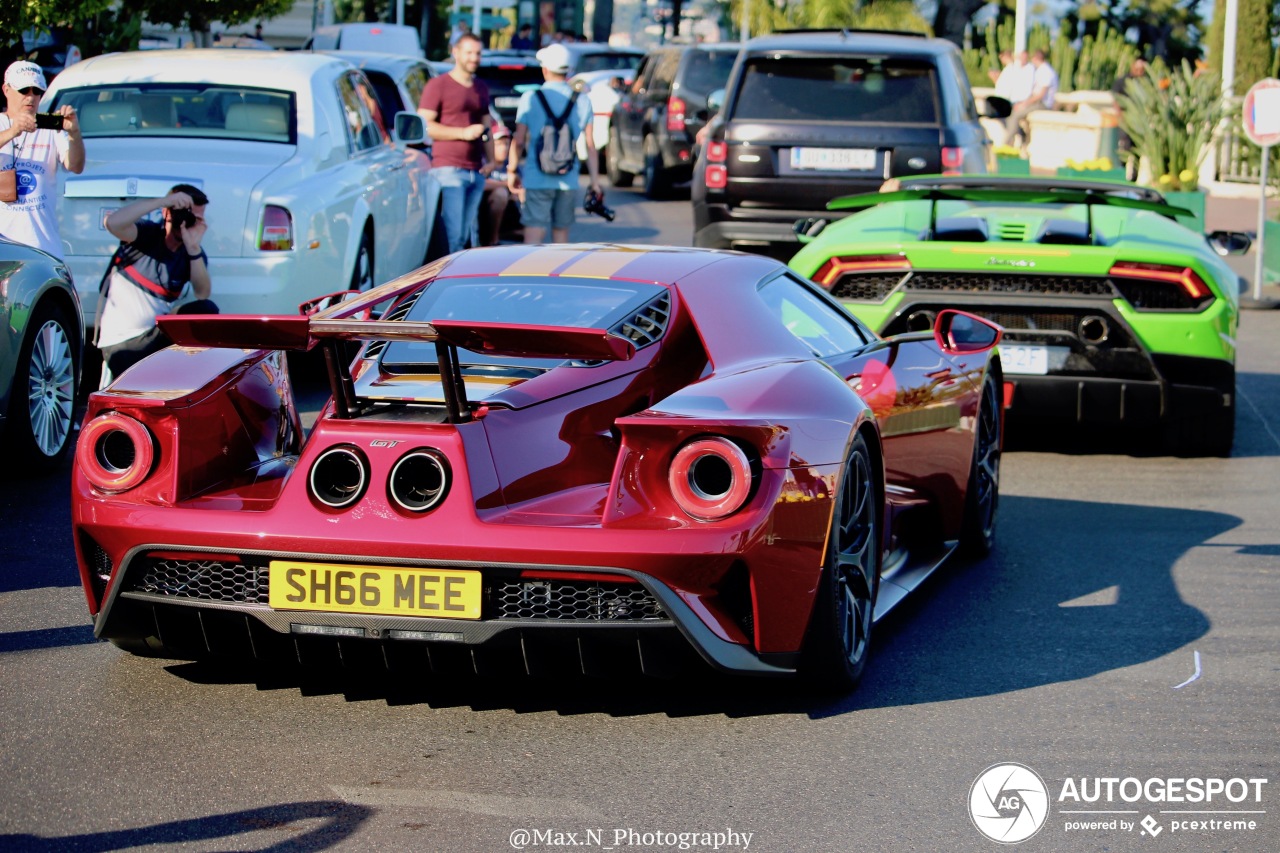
[812,254,912,288]
[666,96,687,132]
[669,438,753,521]
[309,446,368,509]
[77,413,156,493]
[387,448,450,513]
[1108,261,1214,310]
[259,205,293,251]
[941,146,964,175]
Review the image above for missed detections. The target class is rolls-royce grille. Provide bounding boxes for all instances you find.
[829,273,905,302]
[905,272,1118,297]
[495,580,665,621]
[128,557,666,622]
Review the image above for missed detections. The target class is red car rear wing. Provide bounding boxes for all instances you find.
[157,314,636,423]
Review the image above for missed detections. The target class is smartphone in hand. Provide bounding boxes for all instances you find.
[35,113,65,131]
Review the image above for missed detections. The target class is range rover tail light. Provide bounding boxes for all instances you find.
[812,254,912,288]
[78,413,156,493]
[705,140,728,189]
[1109,261,1214,310]
[259,205,293,251]
[669,438,754,521]
[666,96,687,132]
[941,146,964,175]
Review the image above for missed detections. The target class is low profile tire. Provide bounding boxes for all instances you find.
[606,127,634,188]
[6,301,78,475]
[1162,403,1235,458]
[959,370,1002,557]
[642,135,670,199]
[350,227,375,292]
[423,213,449,265]
[801,431,881,693]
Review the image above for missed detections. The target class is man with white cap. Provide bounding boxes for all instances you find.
[0,61,84,260]
[507,42,602,243]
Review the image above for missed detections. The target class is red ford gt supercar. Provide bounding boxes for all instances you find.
[72,244,1003,691]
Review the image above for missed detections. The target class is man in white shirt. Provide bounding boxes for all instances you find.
[0,61,85,260]
[1005,50,1058,143]
[994,50,1034,104]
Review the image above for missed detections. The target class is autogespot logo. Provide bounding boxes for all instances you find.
[969,763,1051,844]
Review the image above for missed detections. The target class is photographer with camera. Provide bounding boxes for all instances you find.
[96,185,217,386]
[0,61,84,260]
[507,43,603,244]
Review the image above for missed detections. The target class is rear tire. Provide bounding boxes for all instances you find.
[606,127,634,188]
[350,227,375,292]
[959,369,1002,557]
[801,431,881,693]
[6,301,78,475]
[642,134,670,199]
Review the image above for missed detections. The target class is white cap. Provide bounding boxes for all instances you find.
[4,61,48,92]
[536,43,571,74]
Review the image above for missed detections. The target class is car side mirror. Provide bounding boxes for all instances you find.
[983,95,1013,119]
[793,217,828,244]
[934,309,1002,354]
[1206,230,1252,256]
[393,111,426,145]
[707,88,725,114]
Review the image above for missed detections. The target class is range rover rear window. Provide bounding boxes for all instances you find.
[732,56,939,124]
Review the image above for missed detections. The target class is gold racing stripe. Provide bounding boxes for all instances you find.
[556,246,649,279]
[499,246,590,276]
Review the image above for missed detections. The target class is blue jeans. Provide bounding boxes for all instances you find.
[432,166,485,254]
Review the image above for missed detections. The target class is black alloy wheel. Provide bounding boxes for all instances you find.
[607,126,634,187]
[642,135,670,199]
[959,372,1002,556]
[350,228,375,292]
[802,431,881,692]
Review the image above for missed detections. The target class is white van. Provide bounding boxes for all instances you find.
[304,23,424,58]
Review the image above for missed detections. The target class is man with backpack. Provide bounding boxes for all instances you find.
[507,42,602,243]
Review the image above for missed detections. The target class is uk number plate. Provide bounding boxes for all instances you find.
[999,344,1050,375]
[268,561,481,619]
[790,147,876,171]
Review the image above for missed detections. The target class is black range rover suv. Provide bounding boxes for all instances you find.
[692,30,998,259]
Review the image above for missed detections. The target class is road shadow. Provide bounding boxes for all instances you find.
[156,495,1225,720]
[0,800,372,852]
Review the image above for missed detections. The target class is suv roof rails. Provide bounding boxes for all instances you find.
[770,28,930,39]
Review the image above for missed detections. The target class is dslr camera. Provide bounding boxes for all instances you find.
[35,112,65,131]
[170,207,197,229]
[583,189,615,222]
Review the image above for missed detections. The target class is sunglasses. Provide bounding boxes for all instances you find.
[17,87,45,96]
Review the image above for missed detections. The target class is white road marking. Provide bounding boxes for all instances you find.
[1240,386,1280,451]
[1173,650,1202,689]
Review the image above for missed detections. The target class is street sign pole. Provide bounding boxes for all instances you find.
[1257,147,1270,302]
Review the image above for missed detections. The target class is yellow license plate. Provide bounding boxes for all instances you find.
[268,562,481,620]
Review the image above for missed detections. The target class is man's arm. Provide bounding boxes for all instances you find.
[507,123,528,201]
[180,211,211,299]
[0,112,35,146]
[418,107,485,142]
[59,105,84,174]
[580,101,601,195]
[105,191,193,243]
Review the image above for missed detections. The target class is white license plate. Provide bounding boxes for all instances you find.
[495,96,521,108]
[790,147,876,171]
[1000,344,1049,375]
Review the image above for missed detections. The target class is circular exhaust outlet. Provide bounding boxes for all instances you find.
[388,449,450,512]
[1079,315,1110,345]
[309,446,368,509]
[906,309,936,332]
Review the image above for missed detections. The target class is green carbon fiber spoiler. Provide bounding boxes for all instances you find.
[827,187,1194,220]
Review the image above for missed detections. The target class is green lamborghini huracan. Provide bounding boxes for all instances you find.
[789,176,1252,456]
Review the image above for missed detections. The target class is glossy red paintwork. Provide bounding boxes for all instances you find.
[72,244,997,670]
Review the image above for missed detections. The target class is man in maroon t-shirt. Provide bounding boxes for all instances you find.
[418,33,495,254]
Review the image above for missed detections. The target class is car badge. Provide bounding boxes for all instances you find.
[907,157,926,169]
[126,177,138,195]
[369,440,401,448]
[986,257,1036,268]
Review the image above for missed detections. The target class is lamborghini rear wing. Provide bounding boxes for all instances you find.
[158,297,636,423]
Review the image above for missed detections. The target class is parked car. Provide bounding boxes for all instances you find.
[466,54,544,129]
[558,43,644,77]
[319,51,433,139]
[21,27,82,82]
[43,50,442,324]
[303,23,424,58]
[789,175,1251,456]
[0,236,83,474]
[72,243,1003,692]
[570,67,636,166]
[692,30,1002,259]
[609,43,739,198]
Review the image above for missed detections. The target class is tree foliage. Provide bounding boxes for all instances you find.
[1207,0,1275,95]
[724,0,931,38]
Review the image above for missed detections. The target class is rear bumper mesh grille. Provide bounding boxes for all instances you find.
[129,556,666,622]
[904,272,1119,296]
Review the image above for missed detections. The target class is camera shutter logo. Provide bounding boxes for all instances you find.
[968,763,1050,844]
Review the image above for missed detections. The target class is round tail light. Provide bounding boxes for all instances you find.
[669,437,754,521]
[388,449,450,512]
[309,446,368,509]
[77,413,155,493]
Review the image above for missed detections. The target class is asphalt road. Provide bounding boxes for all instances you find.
[1,186,1278,852]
